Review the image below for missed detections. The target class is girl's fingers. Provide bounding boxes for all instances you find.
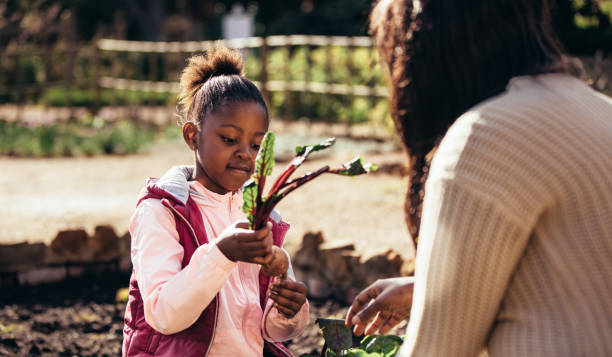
[253,222,273,239]
[271,280,307,295]
[273,302,298,318]
[269,286,306,305]
[251,252,274,265]
[269,291,303,312]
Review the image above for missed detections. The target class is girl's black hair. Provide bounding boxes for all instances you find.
[370,0,569,245]
[179,48,267,127]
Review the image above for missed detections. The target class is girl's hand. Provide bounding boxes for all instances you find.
[345,277,414,336]
[269,278,307,318]
[216,220,274,265]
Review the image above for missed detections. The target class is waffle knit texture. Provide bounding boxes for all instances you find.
[399,73,612,356]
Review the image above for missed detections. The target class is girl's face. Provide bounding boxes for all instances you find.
[185,101,268,194]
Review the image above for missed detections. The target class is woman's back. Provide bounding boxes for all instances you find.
[417,73,612,356]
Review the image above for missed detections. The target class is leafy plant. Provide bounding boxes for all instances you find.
[242,132,377,277]
[0,118,167,157]
[301,318,403,357]
[243,132,376,231]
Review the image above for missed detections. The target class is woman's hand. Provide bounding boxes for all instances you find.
[269,278,308,318]
[345,277,414,336]
[216,220,274,265]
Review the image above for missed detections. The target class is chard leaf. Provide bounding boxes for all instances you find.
[360,335,403,356]
[293,137,336,166]
[242,179,257,227]
[344,349,382,357]
[256,132,275,178]
[315,318,353,353]
[332,156,378,176]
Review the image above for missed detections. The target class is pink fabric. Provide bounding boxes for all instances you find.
[129,181,308,356]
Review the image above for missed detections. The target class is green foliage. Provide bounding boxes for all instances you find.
[242,133,375,231]
[316,318,354,352]
[243,46,390,126]
[0,118,165,157]
[312,318,404,357]
[295,137,336,162]
[256,132,276,177]
[39,87,174,107]
[242,180,258,227]
[331,157,378,176]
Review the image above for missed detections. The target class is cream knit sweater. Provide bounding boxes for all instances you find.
[399,74,612,356]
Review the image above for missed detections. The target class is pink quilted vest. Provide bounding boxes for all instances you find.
[122,178,293,357]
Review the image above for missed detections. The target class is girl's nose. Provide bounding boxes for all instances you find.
[236,147,252,161]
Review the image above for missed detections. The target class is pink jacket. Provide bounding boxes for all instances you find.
[123,166,308,356]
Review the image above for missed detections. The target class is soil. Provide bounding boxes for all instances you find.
[0,272,349,357]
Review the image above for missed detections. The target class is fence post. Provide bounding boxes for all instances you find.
[285,45,295,120]
[14,54,23,122]
[260,37,270,108]
[92,38,102,115]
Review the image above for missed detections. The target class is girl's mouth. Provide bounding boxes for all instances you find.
[227,165,251,175]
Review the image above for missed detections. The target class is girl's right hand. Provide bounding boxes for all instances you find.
[216,220,274,265]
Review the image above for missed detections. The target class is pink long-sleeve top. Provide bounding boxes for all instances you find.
[129,180,309,356]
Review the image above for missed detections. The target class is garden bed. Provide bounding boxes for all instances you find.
[0,272,348,357]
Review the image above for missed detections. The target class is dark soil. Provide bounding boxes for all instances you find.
[0,272,345,357]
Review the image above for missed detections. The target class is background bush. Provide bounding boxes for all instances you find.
[0,118,174,157]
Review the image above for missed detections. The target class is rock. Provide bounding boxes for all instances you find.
[48,229,90,263]
[304,274,332,300]
[361,249,405,286]
[292,231,412,303]
[0,243,46,272]
[18,267,66,285]
[118,232,132,272]
[89,225,119,261]
[292,231,324,271]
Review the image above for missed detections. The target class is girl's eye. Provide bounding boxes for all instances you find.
[221,136,236,144]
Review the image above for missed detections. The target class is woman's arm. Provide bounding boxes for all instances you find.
[130,198,237,334]
[399,178,532,356]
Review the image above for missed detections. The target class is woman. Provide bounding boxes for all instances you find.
[345,0,612,356]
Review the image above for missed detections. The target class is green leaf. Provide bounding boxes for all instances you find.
[242,179,257,227]
[325,350,338,357]
[255,132,275,178]
[344,349,383,357]
[293,137,336,166]
[332,156,378,176]
[316,318,353,353]
[360,335,403,356]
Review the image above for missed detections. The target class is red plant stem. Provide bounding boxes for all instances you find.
[257,174,266,206]
[278,166,330,199]
[252,174,267,229]
[268,164,297,196]
[252,166,330,230]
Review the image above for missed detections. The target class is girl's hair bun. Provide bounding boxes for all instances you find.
[179,48,244,112]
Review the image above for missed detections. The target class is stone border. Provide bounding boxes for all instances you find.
[1,228,414,304]
[0,225,131,286]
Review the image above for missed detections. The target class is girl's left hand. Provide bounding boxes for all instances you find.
[268,278,307,318]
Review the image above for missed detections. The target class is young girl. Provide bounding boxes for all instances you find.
[123,48,309,357]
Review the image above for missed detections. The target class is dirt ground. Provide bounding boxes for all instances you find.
[0,271,368,357]
[0,120,415,260]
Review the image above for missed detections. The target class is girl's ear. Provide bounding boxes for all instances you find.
[182,122,198,151]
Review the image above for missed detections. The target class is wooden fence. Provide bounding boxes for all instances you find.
[2,35,612,124]
[0,35,389,123]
